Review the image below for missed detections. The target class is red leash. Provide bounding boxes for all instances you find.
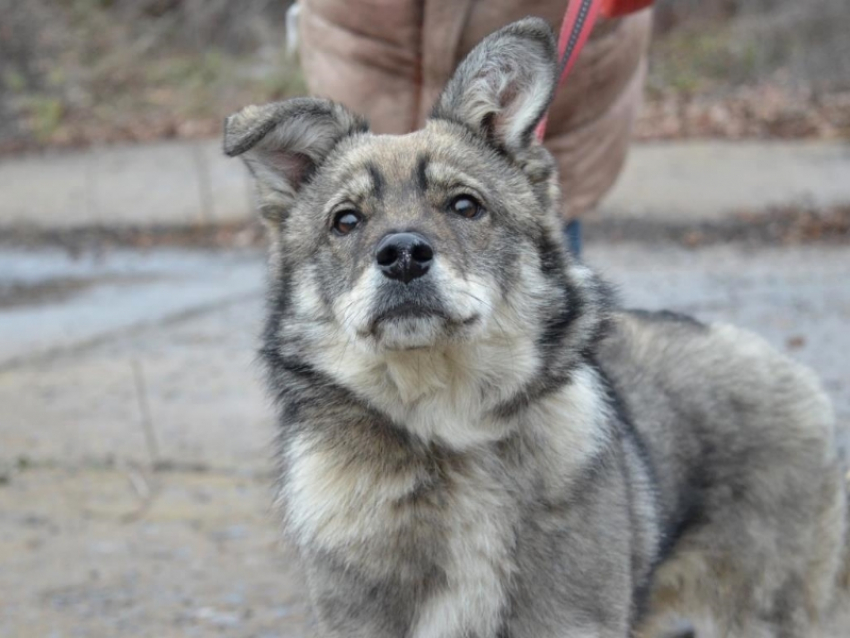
[535,0,653,141]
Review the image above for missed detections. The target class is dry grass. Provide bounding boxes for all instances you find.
[641,0,850,140]
[585,203,850,247]
[652,0,850,93]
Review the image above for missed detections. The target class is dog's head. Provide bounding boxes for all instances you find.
[226,18,606,436]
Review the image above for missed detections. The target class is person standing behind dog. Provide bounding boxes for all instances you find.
[291,0,653,254]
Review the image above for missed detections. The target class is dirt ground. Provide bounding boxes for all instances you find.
[0,469,309,638]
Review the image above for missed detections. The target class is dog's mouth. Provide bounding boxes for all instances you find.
[366,301,448,340]
[347,278,485,350]
[372,301,445,328]
[363,298,480,349]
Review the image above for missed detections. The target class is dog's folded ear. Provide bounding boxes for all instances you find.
[431,17,557,155]
[223,98,368,225]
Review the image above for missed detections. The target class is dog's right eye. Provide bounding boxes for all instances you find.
[332,210,363,236]
[448,195,484,220]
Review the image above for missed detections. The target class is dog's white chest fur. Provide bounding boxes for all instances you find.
[410,457,517,638]
[283,366,610,637]
[284,433,517,636]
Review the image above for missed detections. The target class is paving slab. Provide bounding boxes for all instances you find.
[600,140,850,221]
[0,150,93,227]
[0,140,255,229]
[199,139,256,223]
[92,141,208,226]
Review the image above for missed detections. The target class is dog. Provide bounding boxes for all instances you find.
[224,18,849,637]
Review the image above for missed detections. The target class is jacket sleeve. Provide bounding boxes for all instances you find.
[297,0,423,134]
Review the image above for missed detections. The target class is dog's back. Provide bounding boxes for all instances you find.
[598,310,848,637]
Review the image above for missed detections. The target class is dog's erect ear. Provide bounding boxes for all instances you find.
[431,17,557,155]
[223,98,368,225]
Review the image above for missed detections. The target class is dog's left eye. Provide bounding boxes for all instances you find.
[448,195,484,220]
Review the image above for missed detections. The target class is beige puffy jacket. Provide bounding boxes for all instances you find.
[297,0,652,220]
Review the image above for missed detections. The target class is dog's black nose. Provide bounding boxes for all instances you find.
[375,232,434,284]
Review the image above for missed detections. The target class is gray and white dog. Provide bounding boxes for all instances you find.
[224,18,849,638]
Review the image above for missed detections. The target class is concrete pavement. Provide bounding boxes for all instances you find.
[0,248,263,369]
[0,140,252,228]
[600,140,850,222]
[2,139,850,229]
[1,241,848,636]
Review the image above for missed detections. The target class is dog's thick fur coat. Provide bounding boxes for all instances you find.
[225,18,850,638]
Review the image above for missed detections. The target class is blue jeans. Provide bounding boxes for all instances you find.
[564,220,582,257]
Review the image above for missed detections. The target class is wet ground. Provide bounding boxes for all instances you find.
[1,241,848,637]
